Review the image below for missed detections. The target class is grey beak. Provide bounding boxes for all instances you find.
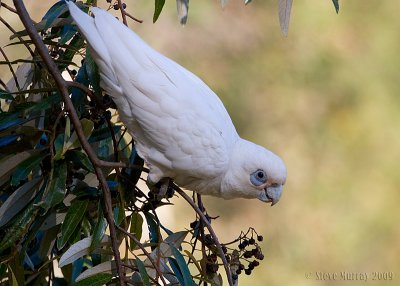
[258,185,283,206]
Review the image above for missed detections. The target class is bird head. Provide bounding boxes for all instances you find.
[221,139,287,205]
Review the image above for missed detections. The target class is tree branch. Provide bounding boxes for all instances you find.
[12,0,126,284]
[174,187,234,286]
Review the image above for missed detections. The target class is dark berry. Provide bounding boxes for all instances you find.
[239,263,245,270]
[248,263,254,271]
[105,110,112,120]
[249,238,255,245]
[255,253,264,260]
[238,243,245,250]
[236,269,242,275]
[71,69,77,76]
[252,260,260,267]
[232,274,238,280]
[251,248,259,255]
[206,262,219,273]
[242,239,249,247]
[210,253,217,262]
[189,221,198,228]
[204,234,214,246]
[113,4,119,10]
[243,251,252,259]
[257,235,264,242]
[245,269,252,275]
[122,3,127,9]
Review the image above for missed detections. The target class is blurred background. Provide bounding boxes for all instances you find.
[1,1,399,285]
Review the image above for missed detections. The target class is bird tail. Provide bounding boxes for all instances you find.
[66,1,121,94]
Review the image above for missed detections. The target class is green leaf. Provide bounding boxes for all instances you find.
[113,206,125,226]
[42,1,68,30]
[85,49,101,97]
[144,212,160,246]
[72,273,113,286]
[171,246,196,286]
[0,177,42,227]
[0,90,13,100]
[332,0,339,14]
[66,150,95,173]
[41,161,67,210]
[88,125,121,143]
[54,133,65,160]
[58,199,89,250]
[89,204,107,252]
[0,202,38,253]
[135,257,150,286]
[129,212,143,251]
[11,151,46,186]
[153,0,166,23]
[64,118,94,152]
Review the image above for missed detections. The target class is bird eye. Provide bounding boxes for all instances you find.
[250,170,267,186]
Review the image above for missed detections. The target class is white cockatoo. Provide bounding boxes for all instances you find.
[67,2,286,205]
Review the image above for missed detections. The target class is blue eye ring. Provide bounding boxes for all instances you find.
[250,169,267,186]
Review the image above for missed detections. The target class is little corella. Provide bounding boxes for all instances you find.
[67,1,286,205]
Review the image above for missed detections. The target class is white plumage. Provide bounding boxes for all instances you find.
[67,2,286,205]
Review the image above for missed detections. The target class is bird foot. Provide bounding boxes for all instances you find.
[148,178,174,200]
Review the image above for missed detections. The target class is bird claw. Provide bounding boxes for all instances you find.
[148,178,174,200]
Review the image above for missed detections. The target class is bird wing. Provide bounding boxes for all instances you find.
[68,3,239,183]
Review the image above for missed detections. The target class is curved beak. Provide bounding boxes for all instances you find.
[258,185,283,206]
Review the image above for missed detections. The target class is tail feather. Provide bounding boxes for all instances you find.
[66,1,119,93]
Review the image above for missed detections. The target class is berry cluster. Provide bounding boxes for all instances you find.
[232,234,264,279]
[106,0,127,10]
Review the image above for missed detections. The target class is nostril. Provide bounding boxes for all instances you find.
[271,183,279,188]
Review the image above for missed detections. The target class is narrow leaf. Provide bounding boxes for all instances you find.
[75,261,115,282]
[59,235,111,267]
[73,273,113,286]
[41,162,67,210]
[153,0,166,23]
[0,177,42,227]
[135,258,151,286]
[129,212,143,251]
[332,0,339,14]
[58,200,89,249]
[11,151,46,186]
[0,202,38,253]
[66,150,95,173]
[89,204,107,252]
[171,246,195,286]
[278,0,293,36]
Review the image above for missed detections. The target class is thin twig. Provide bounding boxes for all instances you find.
[125,11,143,23]
[174,186,234,286]
[0,46,21,91]
[117,0,128,26]
[0,16,35,57]
[1,2,18,14]
[12,0,126,284]
[65,81,103,107]
[116,225,167,286]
